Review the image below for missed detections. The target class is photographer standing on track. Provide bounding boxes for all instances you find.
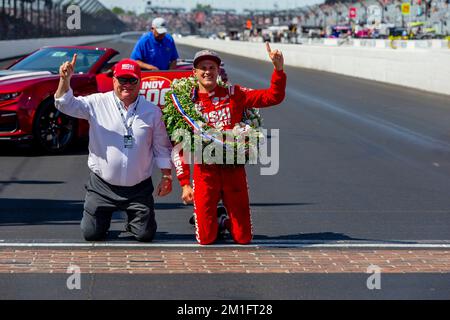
[173,43,286,245]
[54,56,173,242]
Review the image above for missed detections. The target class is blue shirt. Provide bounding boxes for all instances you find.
[131,33,179,70]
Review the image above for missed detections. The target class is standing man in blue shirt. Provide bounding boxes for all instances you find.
[131,17,179,71]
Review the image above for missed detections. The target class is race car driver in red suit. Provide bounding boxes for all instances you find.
[173,43,286,245]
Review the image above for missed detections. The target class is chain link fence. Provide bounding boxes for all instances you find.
[0,0,127,40]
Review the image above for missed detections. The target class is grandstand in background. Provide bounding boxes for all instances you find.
[140,0,449,38]
[0,0,127,40]
[1,0,448,40]
[302,0,449,31]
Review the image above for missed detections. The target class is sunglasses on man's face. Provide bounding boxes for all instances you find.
[116,77,139,85]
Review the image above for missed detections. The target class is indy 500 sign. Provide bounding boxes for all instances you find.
[139,76,172,108]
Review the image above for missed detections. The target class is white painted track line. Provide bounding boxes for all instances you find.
[0,240,450,249]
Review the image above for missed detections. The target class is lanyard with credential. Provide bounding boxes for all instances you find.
[114,94,139,148]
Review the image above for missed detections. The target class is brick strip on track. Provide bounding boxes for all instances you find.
[0,248,449,274]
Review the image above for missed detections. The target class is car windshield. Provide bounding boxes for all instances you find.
[9,47,105,74]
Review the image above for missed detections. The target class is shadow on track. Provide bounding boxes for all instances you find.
[0,198,314,226]
[73,231,368,243]
[0,199,190,226]
[253,232,361,241]
[0,140,89,157]
[0,180,64,185]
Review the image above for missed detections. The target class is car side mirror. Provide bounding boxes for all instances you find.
[100,61,117,77]
[104,69,114,77]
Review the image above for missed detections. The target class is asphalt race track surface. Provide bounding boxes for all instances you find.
[1,36,449,300]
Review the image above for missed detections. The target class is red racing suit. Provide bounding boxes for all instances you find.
[173,69,286,245]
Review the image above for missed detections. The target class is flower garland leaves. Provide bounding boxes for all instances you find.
[163,76,264,165]
[162,76,208,143]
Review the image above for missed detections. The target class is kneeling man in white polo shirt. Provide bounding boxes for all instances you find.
[54,55,173,242]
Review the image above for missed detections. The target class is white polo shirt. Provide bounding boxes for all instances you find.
[54,89,172,187]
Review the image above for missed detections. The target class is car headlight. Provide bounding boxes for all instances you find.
[0,92,21,101]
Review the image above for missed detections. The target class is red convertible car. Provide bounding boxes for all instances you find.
[0,45,222,153]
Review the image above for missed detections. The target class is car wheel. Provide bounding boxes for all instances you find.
[33,99,77,153]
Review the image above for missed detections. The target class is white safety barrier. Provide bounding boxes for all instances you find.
[0,35,119,60]
[176,36,450,96]
[246,36,449,50]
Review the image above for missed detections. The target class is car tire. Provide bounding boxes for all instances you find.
[32,99,77,154]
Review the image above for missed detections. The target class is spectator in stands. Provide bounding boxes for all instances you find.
[131,17,179,71]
